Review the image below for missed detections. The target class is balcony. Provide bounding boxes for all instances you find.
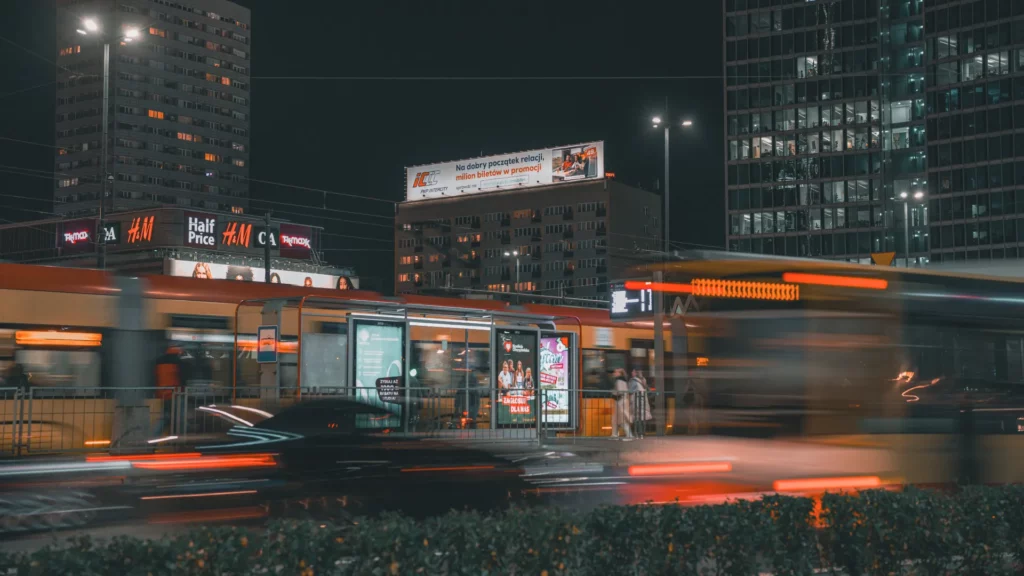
[441,259,451,268]
[562,209,574,221]
[500,235,511,245]
[413,260,423,270]
[471,239,480,248]
[596,227,607,237]
[596,244,607,255]
[470,276,482,286]
[531,233,542,242]
[471,218,481,229]
[531,269,542,279]
[500,218,510,227]
[530,249,542,260]
[563,267,575,276]
[596,265,607,274]
[531,211,542,223]
[562,229,574,239]
[461,257,481,268]
[596,207,607,217]
[563,249,574,258]
[414,245,423,253]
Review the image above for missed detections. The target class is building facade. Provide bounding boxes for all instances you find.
[394,179,662,307]
[0,207,356,287]
[54,0,251,217]
[726,0,1024,266]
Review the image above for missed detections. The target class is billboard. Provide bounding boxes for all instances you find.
[353,320,404,428]
[405,141,604,202]
[279,223,313,260]
[167,258,357,289]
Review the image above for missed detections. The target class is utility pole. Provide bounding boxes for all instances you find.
[264,211,272,282]
[652,269,666,436]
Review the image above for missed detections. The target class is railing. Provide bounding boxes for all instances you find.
[0,385,706,456]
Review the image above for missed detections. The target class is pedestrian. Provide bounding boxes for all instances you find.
[154,346,183,436]
[611,368,633,439]
[629,370,652,438]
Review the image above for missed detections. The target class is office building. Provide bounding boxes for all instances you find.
[54,0,251,217]
[725,0,1024,266]
[395,142,662,306]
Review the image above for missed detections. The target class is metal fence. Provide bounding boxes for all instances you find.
[539,388,705,442]
[0,388,22,456]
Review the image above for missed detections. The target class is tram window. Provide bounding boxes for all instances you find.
[15,349,100,394]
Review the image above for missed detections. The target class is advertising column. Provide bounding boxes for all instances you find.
[494,328,538,427]
[353,320,405,428]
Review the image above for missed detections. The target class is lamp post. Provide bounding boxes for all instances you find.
[504,250,519,303]
[651,110,694,253]
[76,18,140,269]
[649,107,693,437]
[898,190,925,268]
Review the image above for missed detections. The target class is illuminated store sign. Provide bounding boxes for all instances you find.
[279,223,312,259]
[127,215,155,244]
[186,212,217,247]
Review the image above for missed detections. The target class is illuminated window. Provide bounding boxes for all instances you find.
[148,27,166,38]
[220,76,231,86]
[177,132,194,141]
[148,109,164,119]
[231,206,244,214]
[398,273,410,282]
[232,158,244,167]
[204,153,221,162]
[58,45,81,56]
[205,73,218,83]
[400,256,414,265]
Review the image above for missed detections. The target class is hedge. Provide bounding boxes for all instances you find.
[2,485,1023,575]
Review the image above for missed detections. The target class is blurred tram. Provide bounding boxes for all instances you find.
[645,251,1024,485]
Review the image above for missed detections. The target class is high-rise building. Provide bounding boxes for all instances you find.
[394,143,662,307]
[54,0,251,218]
[724,0,1024,266]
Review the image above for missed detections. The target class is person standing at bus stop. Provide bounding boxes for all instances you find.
[611,369,633,439]
[155,347,183,436]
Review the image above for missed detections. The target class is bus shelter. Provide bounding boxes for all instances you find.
[232,295,583,436]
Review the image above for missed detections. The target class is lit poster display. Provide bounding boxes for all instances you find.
[167,259,357,289]
[539,335,571,425]
[495,329,537,427]
[353,320,404,428]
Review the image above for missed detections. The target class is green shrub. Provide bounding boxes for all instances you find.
[1,487,1022,575]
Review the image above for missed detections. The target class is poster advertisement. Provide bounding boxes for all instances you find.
[540,335,571,425]
[353,320,404,428]
[167,258,357,289]
[406,141,604,202]
[495,329,537,427]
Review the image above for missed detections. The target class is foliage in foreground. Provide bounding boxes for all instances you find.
[2,485,1024,575]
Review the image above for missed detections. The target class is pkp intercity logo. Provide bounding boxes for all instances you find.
[412,170,440,187]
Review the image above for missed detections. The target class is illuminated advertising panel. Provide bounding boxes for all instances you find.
[405,141,605,202]
[101,221,120,245]
[539,334,572,426]
[494,328,538,427]
[125,214,156,244]
[353,320,404,428]
[167,258,358,289]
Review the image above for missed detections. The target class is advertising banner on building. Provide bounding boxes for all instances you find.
[406,141,604,202]
[353,320,404,428]
[539,335,571,425]
[59,219,95,252]
[495,328,538,427]
[167,258,357,289]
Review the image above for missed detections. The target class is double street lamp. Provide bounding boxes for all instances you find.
[651,112,694,253]
[503,250,520,302]
[75,18,141,269]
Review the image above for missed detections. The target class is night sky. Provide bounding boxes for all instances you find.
[0,1,724,294]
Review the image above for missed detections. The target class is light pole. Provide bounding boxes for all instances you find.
[649,109,692,437]
[76,18,140,269]
[504,250,519,302]
[898,190,925,268]
[651,110,694,253]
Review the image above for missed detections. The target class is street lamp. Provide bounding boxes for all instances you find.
[76,18,141,269]
[650,109,694,253]
[503,250,520,297]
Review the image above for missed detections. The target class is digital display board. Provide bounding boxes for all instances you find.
[495,328,537,427]
[353,320,404,428]
[609,281,655,320]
